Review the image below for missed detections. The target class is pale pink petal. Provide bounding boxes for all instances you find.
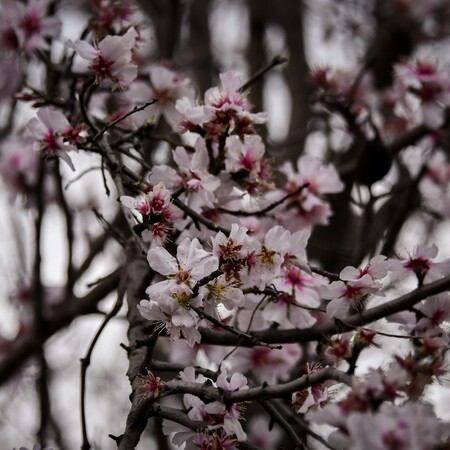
[147,246,178,276]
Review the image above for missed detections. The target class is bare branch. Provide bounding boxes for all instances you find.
[0,269,120,386]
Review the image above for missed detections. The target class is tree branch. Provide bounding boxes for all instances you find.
[200,274,450,346]
[0,269,120,386]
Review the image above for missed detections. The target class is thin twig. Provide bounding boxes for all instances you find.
[79,77,98,135]
[80,269,127,450]
[150,361,217,379]
[219,183,309,217]
[308,265,340,281]
[64,166,103,190]
[361,327,421,340]
[94,99,157,141]
[92,209,126,246]
[191,305,281,349]
[172,197,231,234]
[54,164,75,293]
[239,56,288,93]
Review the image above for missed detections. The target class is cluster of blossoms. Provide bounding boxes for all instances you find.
[308,56,450,219]
[305,352,449,448]
[120,182,182,247]
[178,71,268,139]
[321,255,387,318]
[136,223,319,347]
[124,65,196,130]
[310,399,446,449]
[394,59,450,129]
[170,367,249,444]
[111,53,450,446]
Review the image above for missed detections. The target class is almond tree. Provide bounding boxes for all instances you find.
[1,1,450,449]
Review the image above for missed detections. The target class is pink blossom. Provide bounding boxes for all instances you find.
[147,237,219,287]
[415,293,450,330]
[175,96,216,129]
[247,416,282,449]
[27,107,76,170]
[138,370,162,398]
[176,70,267,138]
[420,150,450,216]
[138,290,202,346]
[292,364,332,414]
[321,274,383,318]
[125,65,195,130]
[149,138,221,211]
[320,255,390,318]
[120,182,182,247]
[324,334,352,365]
[141,238,218,346]
[212,225,248,261]
[216,368,248,392]
[230,344,302,384]
[0,136,38,200]
[224,134,274,194]
[281,153,344,197]
[395,59,450,129]
[261,291,317,329]
[225,135,265,176]
[388,243,450,284]
[200,274,244,313]
[89,0,135,36]
[67,27,138,89]
[162,419,196,448]
[266,268,320,327]
[172,140,220,207]
[278,154,344,229]
[179,366,207,384]
[420,327,449,353]
[250,225,291,288]
[346,403,446,450]
[215,368,248,441]
[211,223,254,261]
[148,65,195,129]
[193,431,238,450]
[148,164,182,191]
[283,228,311,267]
[340,255,388,282]
[179,368,248,442]
[0,0,61,55]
